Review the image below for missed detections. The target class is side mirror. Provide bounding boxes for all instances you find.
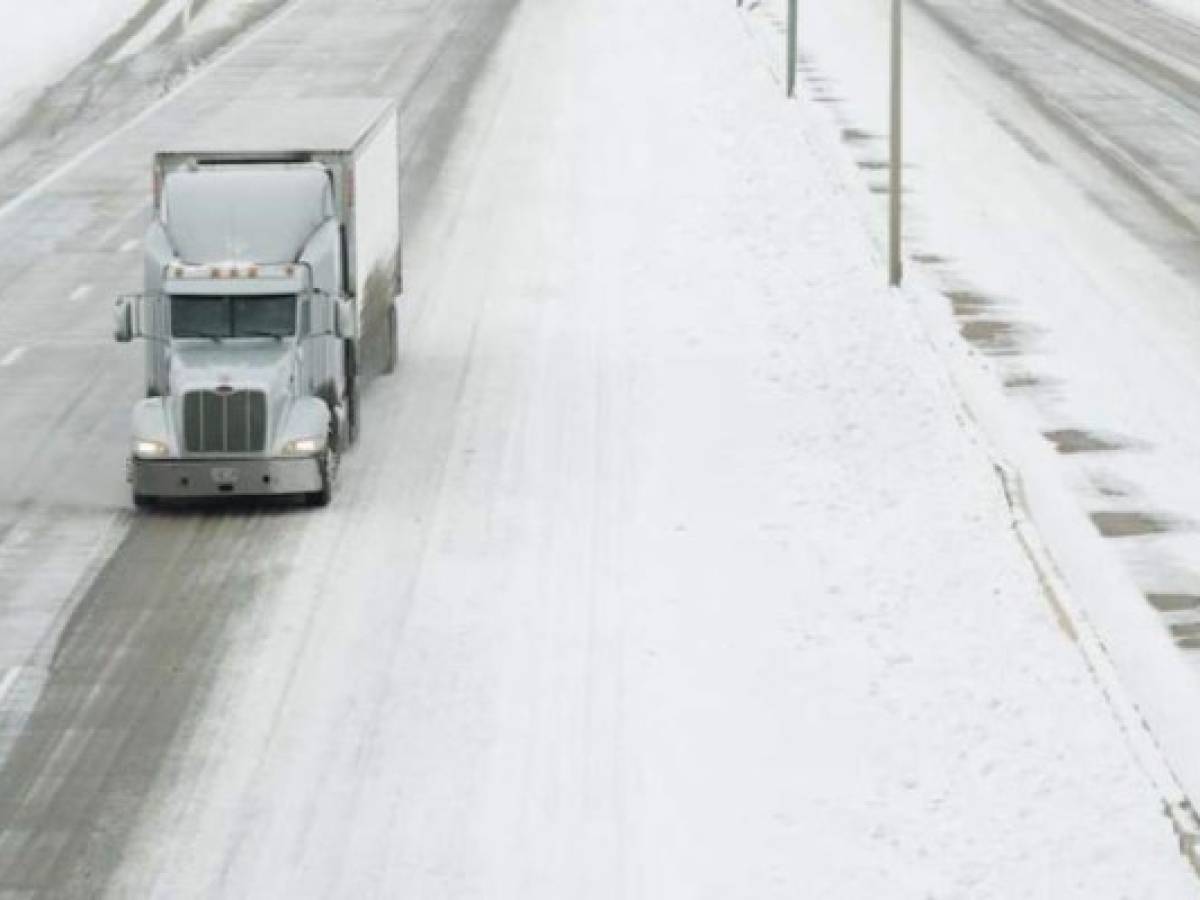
[335,299,357,340]
[114,296,135,343]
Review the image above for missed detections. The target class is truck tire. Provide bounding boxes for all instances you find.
[306,450,333,507]
[345,338,362,448]
[344,341,361,445]
[347,377,361,445]
[382,302,399,376]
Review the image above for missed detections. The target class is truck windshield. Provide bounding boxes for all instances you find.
[171,294,297,339]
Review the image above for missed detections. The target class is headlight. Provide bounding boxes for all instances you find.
[282,435,325,457]
[134,439,168,459]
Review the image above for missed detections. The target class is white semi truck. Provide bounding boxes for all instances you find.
[114,98,400,507]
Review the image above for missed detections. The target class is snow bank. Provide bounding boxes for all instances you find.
[740,0,1200,858]
[0,0,293,213]
[0,0,278,112]
[0,1,143,116]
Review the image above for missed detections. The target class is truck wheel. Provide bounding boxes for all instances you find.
[344,340,361,445]
[306,451,333,508]
[347,376,361,445]
[383,302,399,376]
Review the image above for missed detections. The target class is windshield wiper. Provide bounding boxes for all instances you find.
[178,332,223,342]
[240,330,286,342]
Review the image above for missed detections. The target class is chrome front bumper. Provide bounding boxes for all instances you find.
[129,456,322,499]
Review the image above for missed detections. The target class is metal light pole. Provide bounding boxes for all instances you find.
[787,0,799,98]
[888,0,903,286]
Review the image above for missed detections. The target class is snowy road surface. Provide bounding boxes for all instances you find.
[922,0,1200,260]
[1,0,1199,896]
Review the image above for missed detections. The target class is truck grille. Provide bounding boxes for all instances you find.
[182,389,267,454]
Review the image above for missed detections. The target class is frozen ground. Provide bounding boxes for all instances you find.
[0,0,291,209]
[0,1,141,118]
[88,0,1198,896]
[745,0,1200,820]
[750,0,1200,642]
[0,1,266,124]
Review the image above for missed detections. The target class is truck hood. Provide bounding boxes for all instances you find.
[169,343,293,394]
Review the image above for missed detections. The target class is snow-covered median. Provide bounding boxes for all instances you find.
[0,0,291,209]
[0,0,285,121]
[739,0,1200,862]
[109,0,1197,896]
[0,1,142,118]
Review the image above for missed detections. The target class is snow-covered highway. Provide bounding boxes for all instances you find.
[2,0,1200,896]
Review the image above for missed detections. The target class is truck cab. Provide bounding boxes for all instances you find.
[117,262,354,506]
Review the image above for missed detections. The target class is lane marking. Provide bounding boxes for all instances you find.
[119,238,139,253]
[1,347,26,367]
[70,284,94,303]
[0,667,20,706]
[0,0,308,225]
